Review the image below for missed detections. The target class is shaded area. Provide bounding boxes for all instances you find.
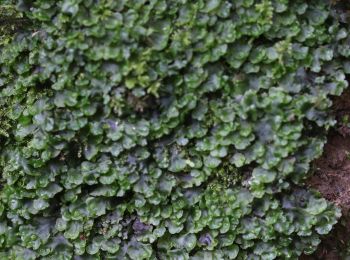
[303,90,350,259]
[303,1,350,257]
[309,135,350,210]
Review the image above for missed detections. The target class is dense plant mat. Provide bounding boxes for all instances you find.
[0,0,350,259]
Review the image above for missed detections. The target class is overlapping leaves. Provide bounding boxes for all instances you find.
[0,0,348,259]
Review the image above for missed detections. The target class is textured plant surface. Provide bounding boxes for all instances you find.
[0,0,350,259]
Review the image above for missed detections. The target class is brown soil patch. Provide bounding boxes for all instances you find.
[309,133,350,210]
[303,134,350,259]
[302,90,350,259]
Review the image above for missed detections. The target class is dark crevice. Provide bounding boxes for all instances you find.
[302,88,350,259]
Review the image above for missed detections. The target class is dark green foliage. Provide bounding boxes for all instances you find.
[0,0,349,259]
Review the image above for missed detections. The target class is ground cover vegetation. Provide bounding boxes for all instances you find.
[0,0,350,259]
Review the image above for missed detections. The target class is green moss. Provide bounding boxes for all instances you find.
[0,0,348,259]
[209,162,242,190]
